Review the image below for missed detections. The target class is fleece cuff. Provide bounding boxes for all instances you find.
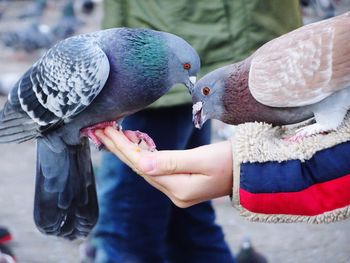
[230,115,350,223]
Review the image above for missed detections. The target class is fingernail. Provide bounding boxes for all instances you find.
[139,156,156,173]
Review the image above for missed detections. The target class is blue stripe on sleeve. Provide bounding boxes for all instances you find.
[240,140,350,193]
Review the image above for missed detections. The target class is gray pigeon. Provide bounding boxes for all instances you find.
[51,0,83,41]
[191,13,350,140]
[18,0,47,19]
[1,21,53,53]
[0,28,199,239]
[236,238,268,263]
[0,0,9,20]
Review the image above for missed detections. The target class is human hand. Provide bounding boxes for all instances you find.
[95,127,234,208]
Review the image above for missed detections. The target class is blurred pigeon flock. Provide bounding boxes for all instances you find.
[1,0,88,56]
[0,0,97,95]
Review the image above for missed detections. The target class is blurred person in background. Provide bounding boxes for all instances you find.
[300,0,335,20]
[84,1,302,262]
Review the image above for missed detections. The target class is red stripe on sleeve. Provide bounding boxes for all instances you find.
[240,173,350,216]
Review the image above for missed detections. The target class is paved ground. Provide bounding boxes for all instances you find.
[0,1,350,263]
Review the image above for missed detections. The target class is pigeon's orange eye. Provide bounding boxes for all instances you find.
[183,63,191,70]
[202,87,211,96]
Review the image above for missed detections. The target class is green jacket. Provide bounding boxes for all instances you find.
[103,0,302,108]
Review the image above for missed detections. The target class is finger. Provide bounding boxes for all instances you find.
[95,129,141,172]
[137,148,206,176]
[104,127,144,161]
[95,129,118,152]
[145,173,211,206]
[149,173,205,196]
[142,141,230,176]
[103,127,134,149]
[122,130,140,144]
[141,175,172,197]
[141,174,199,208]
[102,128,160,178]
[102,128,209,176]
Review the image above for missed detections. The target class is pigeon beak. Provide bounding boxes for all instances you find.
[185,76,197,94]
[189,76,197,85]
[192,101,206,129]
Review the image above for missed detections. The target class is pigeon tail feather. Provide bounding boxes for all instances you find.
[34,137,98,239]
[0,102,38,143]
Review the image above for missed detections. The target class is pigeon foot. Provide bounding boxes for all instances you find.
[80,121,119,148]
[81,122,156,151]
[123,130,157,152]
[284,123,329,142]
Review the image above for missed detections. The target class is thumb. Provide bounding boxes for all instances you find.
[138,150,198,176]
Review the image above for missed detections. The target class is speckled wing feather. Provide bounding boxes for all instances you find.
[15,35,110,126]
[249,12,350,107]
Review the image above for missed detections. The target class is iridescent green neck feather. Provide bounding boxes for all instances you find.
[121,29,168,80]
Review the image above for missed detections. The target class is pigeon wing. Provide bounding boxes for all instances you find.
[16,35,110,127]
[249,13,350,107]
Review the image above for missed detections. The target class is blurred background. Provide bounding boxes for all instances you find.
[0,0,350,262]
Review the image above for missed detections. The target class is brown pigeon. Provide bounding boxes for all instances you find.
[192,12,350,140]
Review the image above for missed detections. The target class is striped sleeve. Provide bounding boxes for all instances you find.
[230,120,350,223]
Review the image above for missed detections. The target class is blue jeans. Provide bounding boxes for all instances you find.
[91,105,235,263]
